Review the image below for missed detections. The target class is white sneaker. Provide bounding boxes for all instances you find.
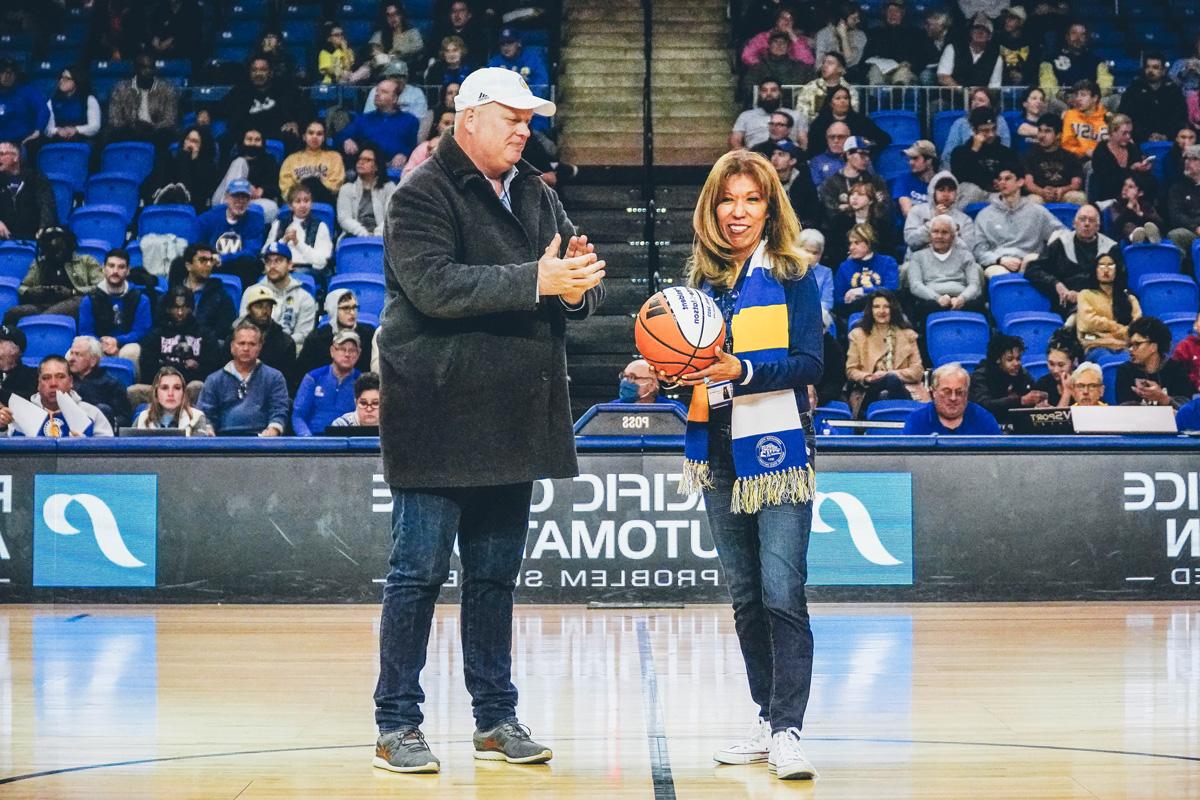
[713,717,771,764]
[767,727,817,780]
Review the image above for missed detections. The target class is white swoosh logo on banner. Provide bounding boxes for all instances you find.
[42,493,146,568]
[812,492,902,566]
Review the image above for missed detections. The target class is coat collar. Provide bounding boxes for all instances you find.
[434,134,541,191]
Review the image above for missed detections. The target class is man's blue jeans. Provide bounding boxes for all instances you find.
[374,482,533,733]
[703,420,816,733]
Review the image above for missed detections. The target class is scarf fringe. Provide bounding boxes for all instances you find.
[678,459,714,495]
[730,465,816,515]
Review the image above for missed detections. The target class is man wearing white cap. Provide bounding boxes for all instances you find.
[372,67,605,774]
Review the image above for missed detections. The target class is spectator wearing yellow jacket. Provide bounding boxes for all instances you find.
[1060,80,1107,160]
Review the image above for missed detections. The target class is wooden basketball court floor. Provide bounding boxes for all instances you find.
[0,602,1197,799]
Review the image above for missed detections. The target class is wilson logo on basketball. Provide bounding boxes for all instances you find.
[634,287,726,381]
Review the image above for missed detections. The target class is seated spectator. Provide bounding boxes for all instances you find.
[742,32,814,98]
[861,0,922,86]
[808,121,851,187]
[423,35,473,87]
[90,0,144,63]
[834,223,899,320]
[904,171,979,255]
[170,244,237,344]
[798,229,835,331]
[937,15,1002,90]
[0,324,37,405]
[145,126,217,210]
[197,320,290,435]
[1026,204,1118,316]
[1169,35,1200,96]
[1117,316,1194,406]
[424,1,486,70]
[814,3,867,74]
[0,58,48,148]
[265,186,333,291]
[1023,113,1086,205]
[615,358,686,412]
[730,79,786,151]
[892,140,937,219]
[906,215,984,326]
[818,135,889,219]
[915,9,952,85]
[795,53,858,130]
[489,28,550,91]
[805,86,891,159]
[318,23,356,85]
[901,363,1002,435]
[43,65,101,147]
[240,243,316,350]
[292,329,361,436]
[749,110,800,156]
[1089,114,1152,203]
[329,372,381,428]
[1177,395,1200,430]
[0,139,57,241]
[1166,144,1200,261]
[941,87,1013,159]
[279,120,345,207]
[1169,310,1200,393]
[1060,80,1108,161]
[1038,22,1113,102]
[1066,362,1106,406]
[4,227,101,326]
[368,3,426,78]
[297,288,376,377]
[132,365,212,435]
[4,355,114,437]
[845,289,925,417]
[1164,128,1197,193]
[403,109,455,181]
[975,167,1064,279]
[198,179,268,291]
[66,335,132,428]
[255,30,299,80]
[996,6,1039,86]
[1032,333,1082,406]
[238,284,299,381]
[1111,175,1164,245]
[950,108,1021,205]
[1012,87,1049,145]
[104,54,180,151]
[1076,253,1141,354]
[364,62,430,122]
[221,57,313,154]
[78,248,152,370]
[1120,54,1187,144]
[336,145,396,238]
[741,7,815,71]
[970,333,1046,425]
[764,140,820,229]
[825,181,896,267]
[337,78,420,171]
[135,285,221,403]
[213,128,282,224]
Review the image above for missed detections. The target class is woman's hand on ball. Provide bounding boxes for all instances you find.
[678,347,742,386]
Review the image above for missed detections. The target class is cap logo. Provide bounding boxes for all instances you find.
[477,91,489,100]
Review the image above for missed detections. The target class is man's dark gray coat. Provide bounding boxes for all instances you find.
[378,134,603,488]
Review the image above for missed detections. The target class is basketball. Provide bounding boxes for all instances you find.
[634,287,727,380]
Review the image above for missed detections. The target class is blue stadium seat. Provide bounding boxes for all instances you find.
[866,399,925,423]
[17,314,76,360]
[310,202,335,233]
[342,19,374,44]
[1140,140,1172,183]
[869,111,920,145]
[932,110,964,154]
[127,241,143,269]
[329,274,386,317]
[926,311,989,368]
[282,20,318,45]
[100,357,136,388]
[264,139,286,164]
[37,143,90,193]
[214,273,244,309]
[963,202,987,219]
[100,142,156,183]
[814,402,852,434]
[139,205,199,242]
[336,237,384,274]
[0,277,19,317]
[92,60,132,79]
[1138,274,1199,318]
[85,172,140,222]
[847,311,863,330]
[1001,109,1024,137]
[1045,203,1080,228]
[283,3,322,20]
[0,241,36,281]
[230,2,269,20]
[310,84,342,109]
[405,0,436,20]
[222,21,262,45]
[988,274,1050,328]
[1023,358,1050,380]
[1099,355,1129,405]
[876,144,910,180]
[46,174,74,225]
[1124,243,1183,290]
[1162,313,1196,352]
[70,205,127,249]
[215,43,251,64]
[339,0,376,18]
[293,271,318,299]
[75,239,111,265]
[1001,312,1063,356]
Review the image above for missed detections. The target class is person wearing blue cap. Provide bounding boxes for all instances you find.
[196,179,268,290]
[762,138,821,229]
[487,29,550,104]
[238,241,317,351]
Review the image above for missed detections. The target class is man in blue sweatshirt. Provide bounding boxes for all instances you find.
[0,58,48,147]
[902,363,1002,435]
[196,179,266,290]
[336,78,419,170]
[487,29,551,134]
[292,329,361,436]
[197,320,290,435]
[77,248,152,374]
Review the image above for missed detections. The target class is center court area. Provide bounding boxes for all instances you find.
[1,603,1197,799]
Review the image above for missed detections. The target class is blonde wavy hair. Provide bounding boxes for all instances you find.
[686,150,812,290]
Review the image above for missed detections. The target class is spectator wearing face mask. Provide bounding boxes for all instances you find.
[614,358,685,412]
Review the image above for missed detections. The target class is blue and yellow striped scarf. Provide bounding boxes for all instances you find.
[680,240,814,514]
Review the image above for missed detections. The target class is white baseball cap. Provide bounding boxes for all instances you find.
[454,67,556,116]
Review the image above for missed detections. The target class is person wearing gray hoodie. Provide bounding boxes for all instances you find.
[973,165,1065,279]
[903,170,979,255]
[237,242,318,350]
[906,214,985,327]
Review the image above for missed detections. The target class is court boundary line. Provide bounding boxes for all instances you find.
[2,735,1198,785]
[636,618,677,800]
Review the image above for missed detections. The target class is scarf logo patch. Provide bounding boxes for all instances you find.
[755,435,787,468]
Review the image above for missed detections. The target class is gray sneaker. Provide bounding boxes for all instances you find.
[473,719,553,763]
[373,728,440,774]
[1144,221,1162,244]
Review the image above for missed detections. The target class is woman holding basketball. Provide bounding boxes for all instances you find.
[675,149,824,780]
